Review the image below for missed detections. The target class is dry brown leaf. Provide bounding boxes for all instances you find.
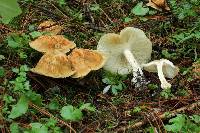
[192,62,200,80]
[38,20,62,35]
[146,0,170,11]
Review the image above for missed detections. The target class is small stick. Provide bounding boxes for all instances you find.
[93,0,113,24]
[29,102,76,133]
[116,100,200,132]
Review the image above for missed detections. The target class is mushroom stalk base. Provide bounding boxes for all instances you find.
[123,49,146,87]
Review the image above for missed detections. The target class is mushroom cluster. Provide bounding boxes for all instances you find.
[97,27,179,89]
[30,21,106,78]
[30,21,179,89]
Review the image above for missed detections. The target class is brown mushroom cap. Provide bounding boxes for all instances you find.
[68,48,106,78]
[29,35,76,53]
[38,20,62,35]
[31,52,75,78]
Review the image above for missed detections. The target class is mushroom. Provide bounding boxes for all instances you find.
[68,48,106,78]
[31,52,75,78]
[38,20,62,35]
[142,59,179,89]
[97,27,152,86]
[29,35,76,53]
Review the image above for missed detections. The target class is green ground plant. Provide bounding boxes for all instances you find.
[165,114,200,133]
[102,71,127,95]
[0,0,199,132]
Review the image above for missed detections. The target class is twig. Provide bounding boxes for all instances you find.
[93,0,113,24]
[116,100,200,132]
[29,102,76,133]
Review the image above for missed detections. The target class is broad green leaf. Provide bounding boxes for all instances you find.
[131,2,149,16]
[165,114,186,132]
[10,123,19,133]
[9,95,29,119]
[30,123,48,133]
[60,105,82,121]
[79,103,95,112]
[0,0,22,24]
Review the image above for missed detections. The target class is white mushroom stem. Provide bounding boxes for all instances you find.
[123,49,145,85]
[156,61,171,89]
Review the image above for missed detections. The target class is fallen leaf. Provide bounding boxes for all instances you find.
[146,15,168,21]
[192,62,200,80]
[146,0,170,11]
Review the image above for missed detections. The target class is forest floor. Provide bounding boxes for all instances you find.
[0,0,200,132]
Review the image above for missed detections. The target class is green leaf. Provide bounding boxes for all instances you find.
[102,77,112,84]
[165,114,186,132]
[90,4,100,11]
[0,67,5,77]
[132,107,142,113]
[26,91,42,105]
[190,115,200,123]
[60,105,83,121]
[29,31,43,39]
[7,38,20,49]
[30,123,48,133]
[0,0,22,24]
[45,118,57,127]
[123,17,132,23]
[131,2,149,16]
[48,99,60,110]
[12,68,19,73]
[3,94,15,104]
[0,55,5,60]
[79,103,95,112]
[9,95,29,119]
[20,65,29,72]
[111,86,118,95]
[10,123,19,133]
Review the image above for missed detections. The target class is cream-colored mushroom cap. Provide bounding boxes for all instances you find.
[97,27,152,75]
[38,20,62,35]
[68,48,106,78]
[31,52,75,78]
[29,35,76,53]
[142,59,179,89]
[142,59,179,79]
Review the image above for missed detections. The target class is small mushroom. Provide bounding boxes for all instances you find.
[38,20,62,35]
[29,35,76,53]
[68,48,106,78]
[97,27,152,86]
[31,52,75,78]
[142,59,179,89]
